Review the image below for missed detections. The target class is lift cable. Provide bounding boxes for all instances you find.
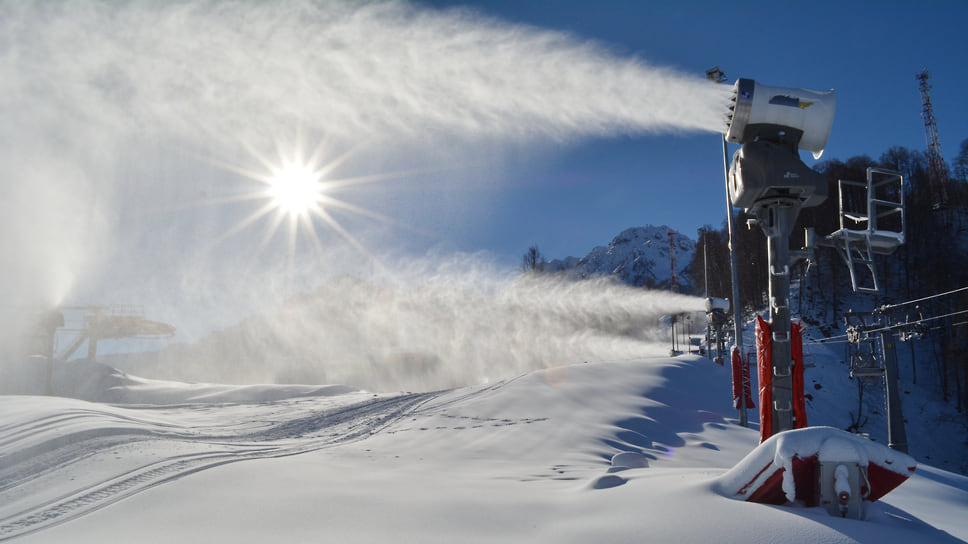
[809,338,851,345]
[810,307,968,345]
[805,286,968,344]
[814,332,850,343]
[875,285,968,313]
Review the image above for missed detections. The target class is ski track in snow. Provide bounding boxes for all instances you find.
[0,391,440,541]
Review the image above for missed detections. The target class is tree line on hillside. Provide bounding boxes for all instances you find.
[688,139,968,415]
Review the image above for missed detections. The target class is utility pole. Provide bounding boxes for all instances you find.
[668,229,679,293]
[704,239,711,357]
[708,66,748,427]
[880,328,908,453]
[723,136,748,428]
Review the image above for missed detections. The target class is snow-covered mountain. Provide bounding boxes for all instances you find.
[545,225,695,290]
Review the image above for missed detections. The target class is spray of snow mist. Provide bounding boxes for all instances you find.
[0,1,728,368]
[124,270,707,391]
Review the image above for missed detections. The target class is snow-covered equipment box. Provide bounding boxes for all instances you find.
[716,427,916,519]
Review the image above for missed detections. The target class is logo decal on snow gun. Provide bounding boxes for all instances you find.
[769,94,814,109]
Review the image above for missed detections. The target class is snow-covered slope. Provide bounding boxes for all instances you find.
[546,225,695,289]
[3,355,967,543]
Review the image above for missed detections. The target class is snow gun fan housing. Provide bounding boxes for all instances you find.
[724,78,836,210]
[725,78,836,159]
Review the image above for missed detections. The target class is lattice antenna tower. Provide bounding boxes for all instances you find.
[917,69,949,209]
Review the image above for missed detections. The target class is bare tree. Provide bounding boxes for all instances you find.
[520,244,546,274]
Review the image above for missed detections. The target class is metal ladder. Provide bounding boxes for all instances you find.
[824,168,904,294]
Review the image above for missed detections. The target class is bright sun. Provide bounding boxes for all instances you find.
[267,163,322,217]
[202,136,415,268]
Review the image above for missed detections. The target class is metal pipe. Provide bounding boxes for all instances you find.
[723,136,748,427]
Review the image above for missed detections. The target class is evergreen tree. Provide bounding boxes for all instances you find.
[953,138,968,184]
[688,224,732,300]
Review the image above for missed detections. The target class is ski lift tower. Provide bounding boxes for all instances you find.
[822,168,907,451]
[724,78,836,436]
[27,305,175,396]
[56,305,176,363]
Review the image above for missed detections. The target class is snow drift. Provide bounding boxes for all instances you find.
[3,356,967,543]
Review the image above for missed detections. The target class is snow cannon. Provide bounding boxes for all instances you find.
[715,427,917,520]
[725,78,836,160]
[704,297,729,314]
[724,78,834,210]
[723,79,836,436]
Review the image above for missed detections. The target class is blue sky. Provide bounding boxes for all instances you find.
[418,0,968,263]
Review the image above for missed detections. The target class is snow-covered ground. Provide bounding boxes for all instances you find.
[2,354,966,543]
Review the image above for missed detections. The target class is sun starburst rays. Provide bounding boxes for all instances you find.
[168,131,462,287]
[192,136,421,279]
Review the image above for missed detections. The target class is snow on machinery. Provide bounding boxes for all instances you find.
[717,426,916,520]
[704,296,730,364]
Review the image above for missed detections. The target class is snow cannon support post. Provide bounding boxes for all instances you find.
[756,316,807,443]
[731,347,754,410]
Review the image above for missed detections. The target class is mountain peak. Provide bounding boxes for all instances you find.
[546,225,695,289]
